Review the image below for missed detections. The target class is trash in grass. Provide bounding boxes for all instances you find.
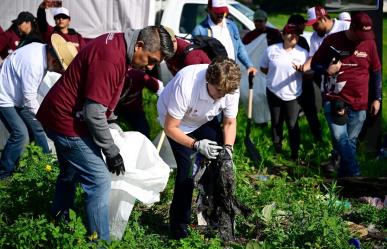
[346,221,368,238]
[348,238,361,249]
[359,196,385,209]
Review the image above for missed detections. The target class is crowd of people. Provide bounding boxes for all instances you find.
[0,0,382,242]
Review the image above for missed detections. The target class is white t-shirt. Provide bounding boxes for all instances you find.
[157,64,239,134]
[208,15,235,60]
[260,43,308,101]
[0,43,47,114]
[309,19,349,57]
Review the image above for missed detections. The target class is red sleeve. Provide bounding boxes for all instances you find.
[311,36,332,67]
[369,41,381,72]
[0,26,4,33]
[0,31,10,53]
[242,31,254,45]
[126,69,159,92]
[78,34,86,50]
[184,50,211,65]
[85,60,123,107]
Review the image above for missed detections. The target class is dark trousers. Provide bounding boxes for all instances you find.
[266,89,300,158]
[116,108,150,138]
[168,118,223,235]
[299,79,322,141]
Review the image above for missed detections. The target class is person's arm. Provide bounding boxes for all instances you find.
[369,69,382,116]
[83,99,119,158]
[223,117,236,145]
[164,112,195,148]
[21,63,44,114]
[37,2,49,33]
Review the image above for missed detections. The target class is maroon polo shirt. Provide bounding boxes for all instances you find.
[242,27,282,46]
[42,26,86,51]
[166,37,211,75]
[312,31,381,110]
[118,68,160,112]
[0,27,20,59]
[37,32,127,136]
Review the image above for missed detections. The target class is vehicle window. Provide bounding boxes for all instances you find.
[229,2,254,21]
[228,14,249,38]
[179,4,207,34]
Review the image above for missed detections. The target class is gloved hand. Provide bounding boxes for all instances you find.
[224,144,233,159]
[194,139,223,159]
[106,153,125,176]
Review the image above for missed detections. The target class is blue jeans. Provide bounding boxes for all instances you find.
[0,107,49,177]
[323,102,366,177]
[46,130,111,241]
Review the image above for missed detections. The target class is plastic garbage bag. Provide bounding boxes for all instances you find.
[239,34,271,124]
[152,131,177,168]
[109,129,170,240]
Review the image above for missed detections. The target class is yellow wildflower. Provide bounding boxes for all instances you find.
[45,164,52,172]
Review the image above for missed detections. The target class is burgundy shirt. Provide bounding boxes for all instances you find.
[118,68,160,112]
[166,37,211,75]
[242,27,282,46]
[37,33,127,136]
[37,7,86,51]
[0,26,20,59]
[312,31,381,110]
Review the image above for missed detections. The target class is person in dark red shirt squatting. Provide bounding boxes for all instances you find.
[242,9,282,46]
[311,12,381,177]
[164,27,211,76]
[115,68,164,138]
[37,1,86,51]
[36,26,174,241]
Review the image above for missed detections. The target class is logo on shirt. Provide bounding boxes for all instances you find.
[354,50,368,58]
[105,33,115,44]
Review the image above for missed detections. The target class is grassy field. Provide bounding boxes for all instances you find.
[0,13,385,249]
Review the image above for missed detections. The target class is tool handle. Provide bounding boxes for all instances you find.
[247,74,254,119]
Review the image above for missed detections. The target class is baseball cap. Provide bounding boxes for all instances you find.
[208,0,229,15]
[282,24,302,35]
[350,12,375,41]
[305,6,327,26]
[338,12,351,22]
[253,9,268,21]
[13,12,35,25]
[51,34,78,70]
[331,100,348,125]
[51,7,70,19]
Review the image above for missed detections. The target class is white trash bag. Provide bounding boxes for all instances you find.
[239,34,271,124]
[109,129,170,240]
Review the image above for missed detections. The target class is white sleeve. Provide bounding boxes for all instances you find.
[156,80,164,96]
[166,74,189,120]
[260,48,270,68]
[21,64,44,114]
[223,90,240,118]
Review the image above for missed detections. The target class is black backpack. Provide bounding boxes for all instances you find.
[183,35,228,60]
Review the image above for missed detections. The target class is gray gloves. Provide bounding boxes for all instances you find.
[194,139,223,159]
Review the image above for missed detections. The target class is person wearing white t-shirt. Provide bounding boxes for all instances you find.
[0,42,62,179]
[157,58,241,239]
[260,24,308,160]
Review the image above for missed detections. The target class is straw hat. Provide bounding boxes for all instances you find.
[51,34,78,70]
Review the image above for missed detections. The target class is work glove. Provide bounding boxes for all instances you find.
[224,144,233,159]
[194,139,223,160]
[106,153,125,176]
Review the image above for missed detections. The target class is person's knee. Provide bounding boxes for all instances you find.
[11,126,28,144]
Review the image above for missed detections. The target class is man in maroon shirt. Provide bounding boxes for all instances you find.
[37,1,86,51]
[242,9,282,46]
[37,26,174,241]
[311,12,381,177]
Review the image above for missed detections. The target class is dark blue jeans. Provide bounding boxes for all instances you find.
[168,118,223,238]
[0,107,49,177]
[46,129,111,241]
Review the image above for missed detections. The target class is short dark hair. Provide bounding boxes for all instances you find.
[287,14,306,25]
[138,26,174,60]
[206,57,241,94]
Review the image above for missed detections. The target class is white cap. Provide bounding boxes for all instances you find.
[51,7,70,18]
[338,12,351,22]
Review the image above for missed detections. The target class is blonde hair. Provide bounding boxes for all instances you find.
[206,57,241,94]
